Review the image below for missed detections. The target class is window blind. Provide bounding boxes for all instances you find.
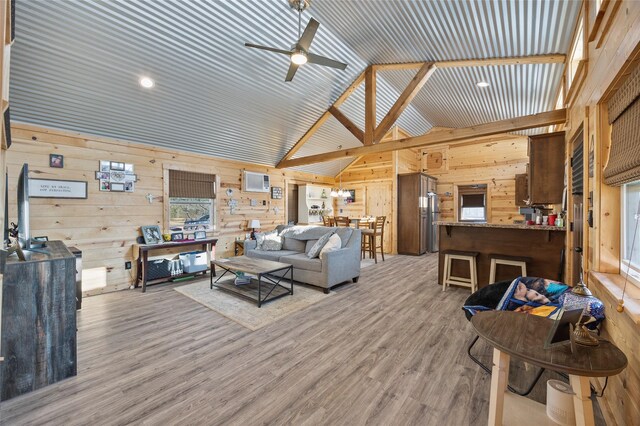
[169,170,216,198]
[603,63,640,186]
[461,193,485,208]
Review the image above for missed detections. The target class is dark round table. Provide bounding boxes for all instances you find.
[471,310,627,426]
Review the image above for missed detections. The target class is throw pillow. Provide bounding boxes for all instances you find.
[261,233,283,251]
[307,230,335,258]
[319,234,341,259]
[255,230,277,250]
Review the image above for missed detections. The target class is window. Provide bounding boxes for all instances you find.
[621,181,640,284]
[168,169,217,231]
[567,19,584,89]
[458,185,487,222]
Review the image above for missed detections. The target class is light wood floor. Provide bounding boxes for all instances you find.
[0,254,603,425]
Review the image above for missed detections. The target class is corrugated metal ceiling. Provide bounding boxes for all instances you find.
[10,1,580,175]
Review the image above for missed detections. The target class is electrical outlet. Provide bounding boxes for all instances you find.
[125,261,132,270]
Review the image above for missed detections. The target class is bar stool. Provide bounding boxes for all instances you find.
[488,254,531,283]
[442,250,479,293]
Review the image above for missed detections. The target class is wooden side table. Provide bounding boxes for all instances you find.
[234,240,244,256]
[471,310,627,426]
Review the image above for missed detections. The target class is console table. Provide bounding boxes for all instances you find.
[472,310,627,426]
[134,238,217,292]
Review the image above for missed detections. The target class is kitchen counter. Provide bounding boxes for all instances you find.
[435,221,566,231]
[437,223,566,288]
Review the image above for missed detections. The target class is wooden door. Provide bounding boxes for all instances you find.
[287,184,298,225]
[366,181,393,253]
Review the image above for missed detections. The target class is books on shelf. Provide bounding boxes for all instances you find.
[234,272,251,286]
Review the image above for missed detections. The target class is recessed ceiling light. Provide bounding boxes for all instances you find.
[139,76,155,89]
[477,81,490,88]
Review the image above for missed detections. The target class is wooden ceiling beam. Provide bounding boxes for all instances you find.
[329,105,364,143]
[277,109,566,169]
[371,54,565,71]
[277,70,366,167]
[373,62,436,143]
[436,54,565,68]
[364,66,376,145]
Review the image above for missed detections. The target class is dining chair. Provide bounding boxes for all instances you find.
[321,215,332,227]
[334,216,350,227]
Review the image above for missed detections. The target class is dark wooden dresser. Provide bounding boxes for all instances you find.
[0,241,77,401]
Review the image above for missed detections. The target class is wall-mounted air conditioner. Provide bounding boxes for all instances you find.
[243,171,270,193]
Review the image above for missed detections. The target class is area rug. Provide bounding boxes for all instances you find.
[174,278,332,331]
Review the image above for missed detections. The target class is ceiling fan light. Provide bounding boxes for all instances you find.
[330,189,338,197]
[337,189,344,197]
[291,51,307,65]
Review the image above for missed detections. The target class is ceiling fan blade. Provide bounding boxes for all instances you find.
[307,53,348,70]
[245,43,292,56]
[285,62,299,82]
[297,18,319,51]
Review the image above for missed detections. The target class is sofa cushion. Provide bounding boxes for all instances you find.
[280,253,323,273]
[246,249,299,262]
[307,231,336,258]
[320,234,342,259]
[280,225,337,241]
[334,227,354,248]
[282,236,306,252]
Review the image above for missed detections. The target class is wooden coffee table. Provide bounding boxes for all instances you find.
[210,256,293,307]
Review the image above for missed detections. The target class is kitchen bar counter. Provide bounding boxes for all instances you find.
[438,222,566,289]
[435,221,565,231]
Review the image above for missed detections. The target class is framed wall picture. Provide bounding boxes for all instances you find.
[194,230,207,240]
[96,171,110,180]
[141,225,162,245]
[271,186,283,199]
[29,178,88,199]
[124,181,134,192]
[110,182,125,192]
[171,232,184,241]
[110,171,126,183]
[100,160,111,172]
[49,154,64,168]
[110,161,125,171]
[99,180,110,191]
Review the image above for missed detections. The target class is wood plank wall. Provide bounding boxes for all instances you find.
[567,0,640,423]
[337,147,420,254]
[420,134,528,224]
[5,123,333,295]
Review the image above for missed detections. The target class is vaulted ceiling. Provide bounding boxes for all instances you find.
[9,0,580,176]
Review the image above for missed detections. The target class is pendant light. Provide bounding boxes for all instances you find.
[332,145,349,197]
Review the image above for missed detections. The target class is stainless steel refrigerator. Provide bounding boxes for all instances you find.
[427,192,439,252]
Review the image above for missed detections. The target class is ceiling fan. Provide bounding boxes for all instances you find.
[244,0,348,82]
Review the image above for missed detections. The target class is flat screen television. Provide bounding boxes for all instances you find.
[17,163,30,250]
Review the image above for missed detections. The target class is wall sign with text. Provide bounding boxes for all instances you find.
[29,179,88,199]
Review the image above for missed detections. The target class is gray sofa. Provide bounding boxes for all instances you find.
[243,225,361,293]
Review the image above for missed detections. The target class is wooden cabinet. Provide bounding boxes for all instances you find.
[397,173,437,255]
[528,131,565,204]
[0,242,77,401]
[515,173,529,206]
